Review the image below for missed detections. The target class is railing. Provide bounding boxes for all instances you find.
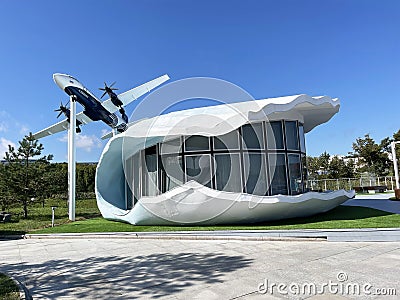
[306,176,397,192]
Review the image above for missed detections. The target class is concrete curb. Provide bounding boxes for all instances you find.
[24,233,326,242]
[22,227,400,242]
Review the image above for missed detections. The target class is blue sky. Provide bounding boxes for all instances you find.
[0,0,399,162]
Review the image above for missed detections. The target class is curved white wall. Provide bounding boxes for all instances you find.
[95,95,354,225]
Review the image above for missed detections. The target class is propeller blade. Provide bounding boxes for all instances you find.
[110,81,116,88]
[110,88,118,90]
[99,87,106,91]
[101,91,107,99]
[57,111,63,118]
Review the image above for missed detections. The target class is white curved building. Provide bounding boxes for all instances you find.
[95,94,355,225]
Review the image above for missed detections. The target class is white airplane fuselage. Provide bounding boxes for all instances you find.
[53,73,127,132]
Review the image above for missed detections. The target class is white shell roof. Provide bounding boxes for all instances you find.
[121,94,339,139]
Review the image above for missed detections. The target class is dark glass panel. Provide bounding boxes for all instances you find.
[266,121,284,149]
[242,123,264,149]
[160,156,184,192]
[214,154,242,192]
[269,153,288,195]
[185,135,210,152]
[243,153,267,196]
[214,130,240,150]
[285,121,299,150]
[288,154,302,195]
[185,155,212,188]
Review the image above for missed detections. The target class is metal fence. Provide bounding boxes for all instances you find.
[306,176,398,192]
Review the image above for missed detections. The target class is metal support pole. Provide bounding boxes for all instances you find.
[51,206,56,227]
[68,95,77,221]
[391,142,400,189]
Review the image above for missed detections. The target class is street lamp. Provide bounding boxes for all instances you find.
[390,141,400,196]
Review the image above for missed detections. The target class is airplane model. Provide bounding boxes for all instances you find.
[33,73,170,140]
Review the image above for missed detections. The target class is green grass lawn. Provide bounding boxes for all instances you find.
[1,198,400,235]
[33,205,400,234]
[0,273,19,300]
[0,198,100,235]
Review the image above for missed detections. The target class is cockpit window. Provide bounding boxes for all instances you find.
[68,76,78,82]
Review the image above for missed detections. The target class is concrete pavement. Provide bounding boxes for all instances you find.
[2,192,400,299]
[1,238,399,299]
[342,193,400,214]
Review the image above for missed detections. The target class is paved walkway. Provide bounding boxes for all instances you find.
[1,238,399,299]
[1,193,399,299]
[342,193,400,214]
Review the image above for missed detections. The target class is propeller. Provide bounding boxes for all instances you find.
[54,101,70,118]
[99,81,118,99]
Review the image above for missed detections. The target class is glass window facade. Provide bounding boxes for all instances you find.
[124,120,307,209]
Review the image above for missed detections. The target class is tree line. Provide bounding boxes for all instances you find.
[0,133,96,217]
[307,130,400,180]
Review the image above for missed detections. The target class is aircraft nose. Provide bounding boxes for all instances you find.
[53,73,70,90]
[53,74,64,89]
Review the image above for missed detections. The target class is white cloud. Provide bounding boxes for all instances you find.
[0,137,16,159]
[0,122,7,133]
[19,125,30,135]
[0,110,29,135]
[0,112,8,133]
[58,134,102,153]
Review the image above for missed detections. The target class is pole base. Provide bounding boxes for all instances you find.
[395,189,400,200]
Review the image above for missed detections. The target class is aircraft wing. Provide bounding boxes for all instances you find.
[101,74,169,113]
[32,112,93,139]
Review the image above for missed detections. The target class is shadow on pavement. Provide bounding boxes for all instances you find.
[1,252,253,299]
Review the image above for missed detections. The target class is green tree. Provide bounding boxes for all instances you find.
[351,134,390,176]
[0,163,12,211]
[328,156,355,179]
[318,151,330,178]
[306,156,322,179]
[3,133,53,218]
[76,163,97,195]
